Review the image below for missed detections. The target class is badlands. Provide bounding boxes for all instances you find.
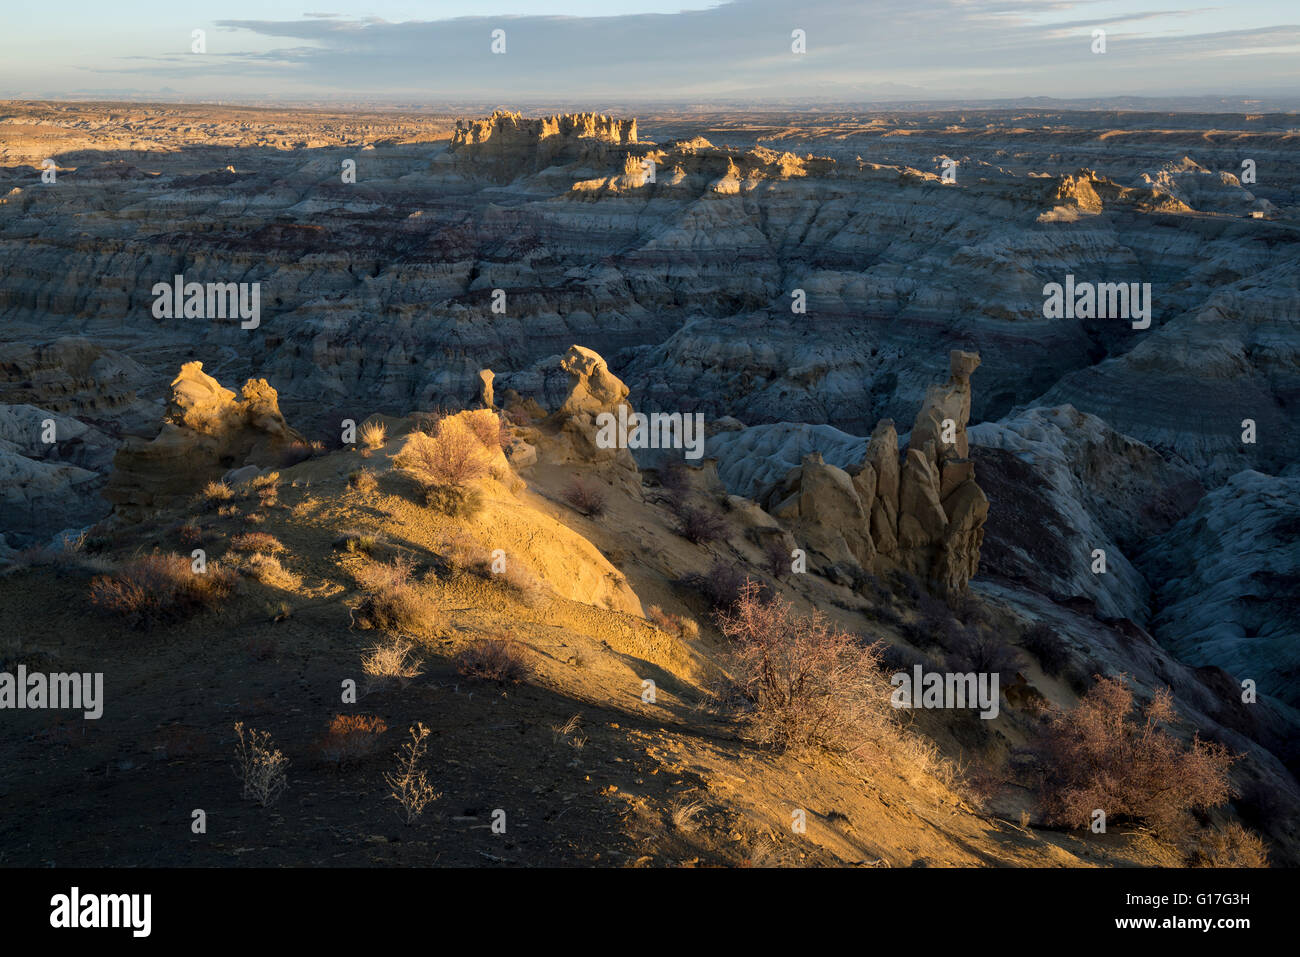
[0,101,1296,866]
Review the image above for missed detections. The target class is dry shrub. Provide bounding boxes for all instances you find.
[314,714,388,767]
[361,635,424,687]
[424,484,484,518]
[1020,622,1069,675]
[244,471,280,492]
[349,469,378,494]
[281,439,325,467]
[454,638,530,684]
[1191,822,1269,868]
[230,532,284,554]
[230,552,301,590]
[762,539,791,579]
[177,523,202,546]
[943,627,1024,684]
[352,557,437,632]
[89,553,236,629]
[678,505,727,545]
[681,560,750,612]
[1034,675,1236,834]
[394,419,490,489]
[233,721,289,807]
[716,580,895,758]
[359,419,387,450]
[562,477,607,518]
[463,408,506,450]
[385,723,441,824]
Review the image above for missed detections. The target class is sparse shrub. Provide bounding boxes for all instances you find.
[659,462,692,498]
[230,532,284,554]
[679,505,726,545]
[1021,622,1069,675]
[334,529,379,556]
[243,512,266,525]
[904,594,961,650]
[217,504,239,518]
[349,469,378,494]
[944,626,1024,683]
[361,635,424,687]
[1034,675,1236,835]
[434,531,488,577]
[1191,822,1269,868]
[681,560,750,612]
[233,721,289,807]
[230,552,300,590]
[314,714,388,768]
[888,569,925,605]
[385,723,441,824]
[946,589,984,625]
[359,419,387,450]
[395,420,490,489]
[177,523,202,546]
[716,579,893,757]
[424,484,484,518]
[352,557,437,632]
[562,477,607,518]
[89,553,236,629]
[454,638,530,684]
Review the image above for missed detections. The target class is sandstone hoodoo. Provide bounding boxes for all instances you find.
[763,351,988,593]
[104,362,306,518]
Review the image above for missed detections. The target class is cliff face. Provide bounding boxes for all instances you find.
[447,109,637,178]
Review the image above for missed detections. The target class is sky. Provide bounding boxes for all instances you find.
[2,0,1297,103]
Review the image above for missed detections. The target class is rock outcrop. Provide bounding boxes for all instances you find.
[446,110,637,180]
[761,351,988,592]
[535,346,639,486]
[104,362,306,518]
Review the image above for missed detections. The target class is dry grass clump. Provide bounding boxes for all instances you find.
[177,522,203,546]
[233,721,289,807]
[314,714,389,768]
[89,553,236,629]
[493,560,545,608]
[243,471,280,492]
[394,416,491,489]
[199,480,233,506]
[361,635,424,688]
[229,531,285,554]
[1033,675,1236,835]
[647,605,700,641]
[359,419,388,450]
[1190,822,1270,868]
[352,557,437,632]
[348,469,378,494]
[454,638,530,684]
[385,723,441,824]
[562,477,607,518]
[281,439,325,467]
[229,552,301,590]
[333,528,380,556]
[715,580,897,759]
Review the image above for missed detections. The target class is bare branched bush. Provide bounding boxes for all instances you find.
[359,419,387,450]
[562,477,607,518]
[1020,622,1069,675]
[454,638,530,684]
[314,714,388,768]
[394,418,490,489]
[463,408,506,450]
[89,553,236,629]
[353,557,437,632]
[716,580,895,758]
[762,539,791,579]
[385,723,441,824]
[680,560,750,612]
[1034,675,1236,835]
[233,721,289,807]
